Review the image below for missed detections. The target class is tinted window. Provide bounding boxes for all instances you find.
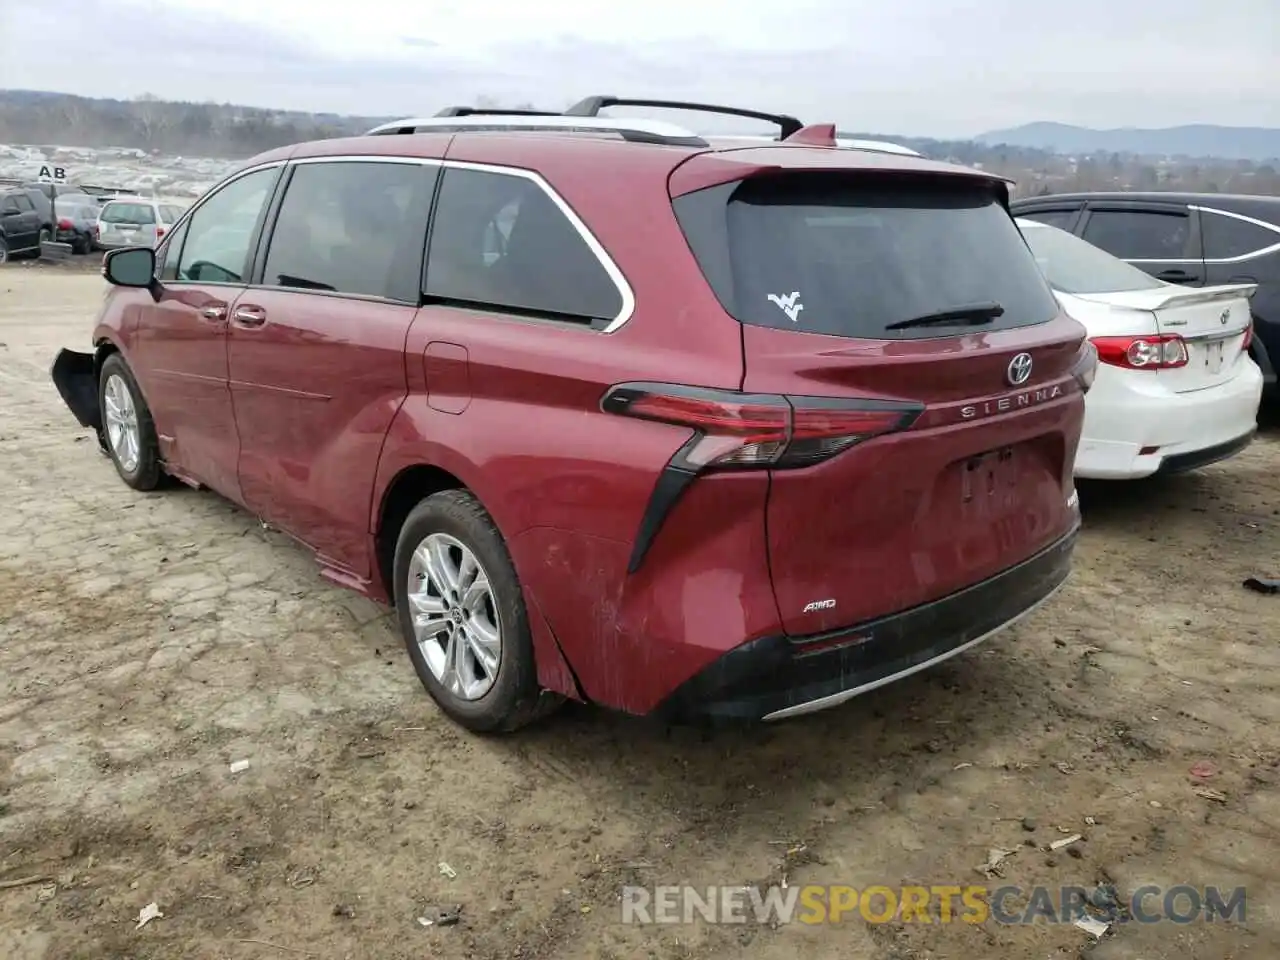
[674,174,1059,340]
[0,196,17,213]
[1200,209,1280,259]
[13,194,35,213]
[102,202,156,224]
[1018,220,1164,295]
[1020,209,1078,230]
[262,161,436,300]
[425,168,623,323]
[1081,209,1190,260]
[177,167,278,284]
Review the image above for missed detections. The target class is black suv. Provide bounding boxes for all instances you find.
[1009,192,1280,401]
[0,188,44,262]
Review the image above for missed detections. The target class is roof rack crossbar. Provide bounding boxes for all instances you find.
[434,106,563,117]
[363,114,708,147]
[564,95,804,138]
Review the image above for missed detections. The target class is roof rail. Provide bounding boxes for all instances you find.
[564,95,804,139]
[363,113,708,147]
[434,106,562,118]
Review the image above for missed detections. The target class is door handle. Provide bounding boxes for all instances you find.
[232,305,266,328]
[1156,269,1194,282]
[199,304,227,321]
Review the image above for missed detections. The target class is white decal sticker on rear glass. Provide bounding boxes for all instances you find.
[767,291,804,323]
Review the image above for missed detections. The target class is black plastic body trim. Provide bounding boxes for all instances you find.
[50,348,100,430]
[651,523,1079,724]
[1155,428,1256,475]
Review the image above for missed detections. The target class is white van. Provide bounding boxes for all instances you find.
[95,199,186,250]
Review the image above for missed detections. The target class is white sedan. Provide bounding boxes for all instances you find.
[1017,217,1263,480]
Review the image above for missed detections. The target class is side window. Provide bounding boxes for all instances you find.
[1021,209,1078,230]
[0,197,17,214]
[160,220,189,281]
[1200,210,1280,260]
[425,168,624,324]
[261,160,436,301]
[176,167,278,284]
[13,195,35,213]
[1081,210,1191,260]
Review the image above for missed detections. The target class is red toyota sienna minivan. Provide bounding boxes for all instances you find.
[51,97,1095,733]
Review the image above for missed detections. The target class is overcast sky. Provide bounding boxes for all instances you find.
[1,0,1276,137]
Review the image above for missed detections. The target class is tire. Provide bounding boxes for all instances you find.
[0,236,8,265]
[393,489,561,733]
[98,353,163,491]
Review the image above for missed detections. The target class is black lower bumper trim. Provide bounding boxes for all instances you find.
[651,524,1079,724]
[1155,429,1255,476]
[50,348,101,431]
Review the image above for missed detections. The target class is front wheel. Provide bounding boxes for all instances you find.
[98,353,163,490]
[393,490,560,733]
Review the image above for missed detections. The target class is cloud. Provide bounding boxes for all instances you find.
[0,0,1276,137]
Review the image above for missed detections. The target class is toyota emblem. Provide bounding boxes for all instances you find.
[1006,352,1033,386]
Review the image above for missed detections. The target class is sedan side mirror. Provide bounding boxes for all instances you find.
[102,246,156,288]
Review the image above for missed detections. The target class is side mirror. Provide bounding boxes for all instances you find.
[102,247,156,288]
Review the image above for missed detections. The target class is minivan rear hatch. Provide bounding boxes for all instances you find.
[672,160,1087,637]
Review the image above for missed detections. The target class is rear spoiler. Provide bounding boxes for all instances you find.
[1075,282,1257,311]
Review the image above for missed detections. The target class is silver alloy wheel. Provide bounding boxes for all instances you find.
[407,533,502,700]
[102,373,140,472]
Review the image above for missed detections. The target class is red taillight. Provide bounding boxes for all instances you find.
[601,383,922,470]
[1091,334,1188,370]
[57,218,73,230]
[156,226,166,239]
[1242,322,1253,351]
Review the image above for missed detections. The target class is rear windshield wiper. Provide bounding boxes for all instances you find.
[885,302,1005,331]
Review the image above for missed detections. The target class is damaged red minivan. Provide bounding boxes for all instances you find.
[50,97,1095,733]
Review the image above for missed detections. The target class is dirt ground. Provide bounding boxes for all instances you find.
[1,263,1278,960]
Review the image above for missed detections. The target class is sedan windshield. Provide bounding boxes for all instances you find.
[1017,218,1165,295]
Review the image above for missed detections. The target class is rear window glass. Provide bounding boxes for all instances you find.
[674,174,1060,339]
[102,202,156,224]
[1017,220,1164,295]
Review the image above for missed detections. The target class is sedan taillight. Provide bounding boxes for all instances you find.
[1091,335,1188,370]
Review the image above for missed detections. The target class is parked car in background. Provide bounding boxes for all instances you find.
[20,188,54,244]
[55,200,102,254]
[1017,218,1261,479]
[94,199,185,249]
[1010,192,1280,404]
[50,98,1094,734]
[0,188,44,262]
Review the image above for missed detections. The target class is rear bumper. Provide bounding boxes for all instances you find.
[1075,360,1262,479]
[650,522,1078,724]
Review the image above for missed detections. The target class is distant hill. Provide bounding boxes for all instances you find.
[975,121,1280,162]
[0,89,394,159]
